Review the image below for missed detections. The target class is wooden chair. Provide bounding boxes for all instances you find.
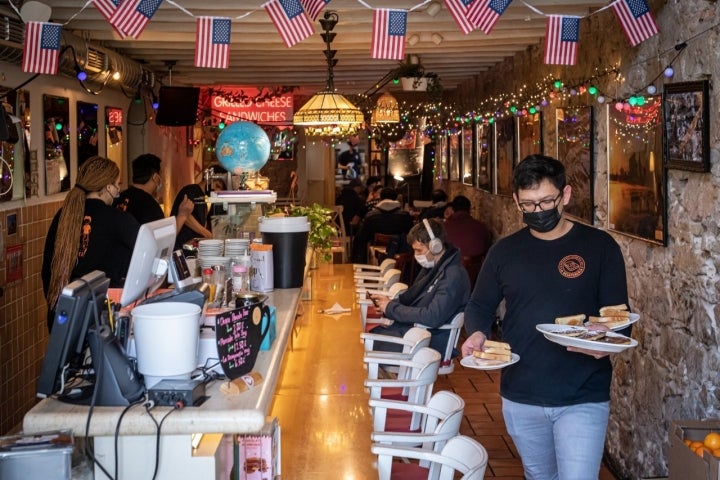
[372,434,489,480]
[329,205,351,263]
[369,233,397,266]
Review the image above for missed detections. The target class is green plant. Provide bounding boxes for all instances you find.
[289,203,337,262]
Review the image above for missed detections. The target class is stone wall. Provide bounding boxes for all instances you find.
[445,1,720,477]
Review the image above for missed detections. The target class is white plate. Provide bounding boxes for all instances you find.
[584,312,640,331]
[536,324,638,353]
[460,353,520,370]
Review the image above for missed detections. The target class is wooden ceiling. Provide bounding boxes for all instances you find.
[40,0,607,95]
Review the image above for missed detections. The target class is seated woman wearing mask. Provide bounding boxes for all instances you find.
[42,156,140,331]
[371,218,470,354]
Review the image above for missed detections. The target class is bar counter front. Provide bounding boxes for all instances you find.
[22,287,302,480]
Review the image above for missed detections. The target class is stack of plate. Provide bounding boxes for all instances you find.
[198,239,223,257]
[197,255,232,272]
[225,238,250,257]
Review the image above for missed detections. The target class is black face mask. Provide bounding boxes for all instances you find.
[522,207,561,233]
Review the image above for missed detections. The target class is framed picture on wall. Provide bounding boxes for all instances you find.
[461,125,474,186]
[518,112,543,160]
[663,80,710,172]
[436,133,448,180]
[495,117,516,197]
[475,122,493,192]
[607,96,667,246]
[448,132,460,181]
[557,106,594,224]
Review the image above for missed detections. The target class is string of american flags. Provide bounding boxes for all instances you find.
[17,0,659,76]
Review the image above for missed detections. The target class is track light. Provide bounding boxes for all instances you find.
[431,33,443,45]
[426,1,441,17]
[407,34,420,46]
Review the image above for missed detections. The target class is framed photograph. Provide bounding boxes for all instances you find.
[475,122,494,192]
[607,96,667,246]
[496,117,516,197]
[448,132,460,181]
[461,125,475,186]
[663,80,710,172]
[436,133,448,180]
[518,112,543,160]
[557,106,594,224]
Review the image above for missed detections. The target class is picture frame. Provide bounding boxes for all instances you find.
[461,125,475,186]
[518,112,543,160]
[495,117,516,197]
[475,122,494,192]
[663,80,710,172]
[607,97,667,246]
[436,133,448,180]
[448,132,460,181]
[557,106,594,224]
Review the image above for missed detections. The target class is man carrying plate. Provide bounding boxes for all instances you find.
[461,154,631,480]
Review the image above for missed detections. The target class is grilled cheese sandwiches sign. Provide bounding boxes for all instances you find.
[209,87,293,126]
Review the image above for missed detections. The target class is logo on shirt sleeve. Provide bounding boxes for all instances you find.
[558,254,585,278]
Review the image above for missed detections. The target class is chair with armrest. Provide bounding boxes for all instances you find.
[368,233,397,266]
[364,347,441,431]
[414,312,464,375]
[355,268,401,293]
[372,434,489,480]
[353,257,396,278]
[370,390,464,448]
[362,326,430,374]
[358,282,408,332]
[329,205,351,263]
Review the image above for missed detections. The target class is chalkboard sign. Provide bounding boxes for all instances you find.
[215,305,270,379]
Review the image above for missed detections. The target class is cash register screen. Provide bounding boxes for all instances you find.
[120,216,176,307]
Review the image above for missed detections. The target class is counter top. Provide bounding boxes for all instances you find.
[23,287,302,437]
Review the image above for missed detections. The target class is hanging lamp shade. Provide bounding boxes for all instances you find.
[371,92,400,124]
[293,91,365,126]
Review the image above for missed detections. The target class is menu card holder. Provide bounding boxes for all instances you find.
[215,305,270,379]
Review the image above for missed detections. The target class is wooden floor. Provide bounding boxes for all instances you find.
[270,263,618,479]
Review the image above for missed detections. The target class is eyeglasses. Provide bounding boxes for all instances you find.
[517,191,563,213]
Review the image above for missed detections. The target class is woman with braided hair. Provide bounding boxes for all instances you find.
[42,156,140,331]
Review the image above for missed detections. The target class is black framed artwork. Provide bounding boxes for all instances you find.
[495,117,516,197]
[461,125,474,186]
[607,97,667,246]
[475,122,493,192]
[663,80,710,172]
[557,106,594,224]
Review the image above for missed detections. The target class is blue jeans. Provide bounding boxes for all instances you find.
[502,397,610,480]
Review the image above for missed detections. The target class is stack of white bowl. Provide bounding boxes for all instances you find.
[197,239,223,256]
[197,239,230,273]
[225,238,250,257]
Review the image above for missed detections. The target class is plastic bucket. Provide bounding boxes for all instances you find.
[131,302,201,388]
[258,216,309,289]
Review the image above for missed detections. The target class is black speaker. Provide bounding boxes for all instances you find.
[155,86,200,126]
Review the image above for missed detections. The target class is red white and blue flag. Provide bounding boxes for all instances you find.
[544,15,580,65]
[468,0,512,35]
[611,0,658,47]
[195,17,231,69]
[443,0,476,35]
[110,0,163,39]
[91,0,124,36]
[371,9,407,60]
[300,0,331,21]
[22,21,62,75]
[264,0,315,48]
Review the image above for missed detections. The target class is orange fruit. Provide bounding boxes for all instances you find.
[704,432,720,450]
[690,441,704,450]
[684,438,693,447]
[695,445,712,458]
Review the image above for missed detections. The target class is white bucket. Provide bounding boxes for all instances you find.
[131,302,201,388]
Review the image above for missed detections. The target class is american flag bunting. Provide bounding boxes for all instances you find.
[300,0,331,21]
[371,9,407,60]
[22,21,62,75]
[264,0,315,48]
[611,0,659,47]
[110,0,164,39]
[467,0,513,35]
[443,0,476,35]
[195,17,231,69]
[90,0,124,36]
[544,15,580,65]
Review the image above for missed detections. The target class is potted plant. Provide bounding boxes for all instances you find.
[289,203,338,264]
[395,57,428,91]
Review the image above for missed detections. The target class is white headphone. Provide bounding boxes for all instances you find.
[423,219,443,255]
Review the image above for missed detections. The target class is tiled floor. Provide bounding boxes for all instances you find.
[271,263,618,479]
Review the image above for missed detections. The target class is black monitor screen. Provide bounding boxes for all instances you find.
[155,86,200,126]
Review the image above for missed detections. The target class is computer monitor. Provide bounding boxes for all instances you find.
[120,216,176,307]
[36,271,144,405]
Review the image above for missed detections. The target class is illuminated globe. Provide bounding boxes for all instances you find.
[215,121,271,174]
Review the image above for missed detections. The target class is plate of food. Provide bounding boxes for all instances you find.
[460,340,520,370]
[554,304,640,332]
[535,324,638,353]
[585,312,639,331]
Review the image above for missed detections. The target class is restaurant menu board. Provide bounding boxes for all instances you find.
[215,305,267,379]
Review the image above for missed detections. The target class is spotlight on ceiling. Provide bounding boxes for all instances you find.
[426,1,442,17]
[407,34,420,46]
[431,33,443,45]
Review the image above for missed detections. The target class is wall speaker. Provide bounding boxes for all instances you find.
[155,87,200,127]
